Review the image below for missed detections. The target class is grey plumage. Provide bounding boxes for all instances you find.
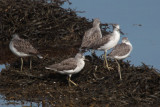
[81,18,102,49]
[86,34,111,49]
[81,24,121,71]
[82,24,121,50]
[107,37,132,80]
[81,30,101,48]
[45,58,77,71]
[10,34,41,57]
[45,53,85,86]
[9,34,43,71]
[108,43,131,57]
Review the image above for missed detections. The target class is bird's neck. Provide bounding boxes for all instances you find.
[93,24,100,28]
[77,58,84,63]
[77,58,85,67]
[113,28,120,33]
[112,28,120,38]
[13,36,21,40]
[93,25,102,38]
[125,41,132,47]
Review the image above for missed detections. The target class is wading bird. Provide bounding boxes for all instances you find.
[9,34,43,71]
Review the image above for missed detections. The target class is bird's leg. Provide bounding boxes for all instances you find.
[91,49,95,55]
[115,59,122,80]
[91,50,96,56]
[104,51,113,71]
[21,57,23,72]
[68,75,77,86]
[103,52,106,66]
[67,76,71,87]
[30,57,32,70]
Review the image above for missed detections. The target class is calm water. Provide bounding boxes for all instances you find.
[64,0,160,70]
[0,95,42,107]
[0,65,5,71]
[1,0,160,106]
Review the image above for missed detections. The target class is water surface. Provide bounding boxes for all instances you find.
[0,65,5,72]
[64,0,160,69]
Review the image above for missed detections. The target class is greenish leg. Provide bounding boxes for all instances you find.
[104,50,113,71]
[115,59,122,80]
[67,76,71,87]
[68,75,77,86]
[30,57,32,70]
[21,58,23,72]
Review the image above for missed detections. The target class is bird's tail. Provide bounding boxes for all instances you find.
[37,54,43,59]
[45,66,57,71]
[45,67,50,70]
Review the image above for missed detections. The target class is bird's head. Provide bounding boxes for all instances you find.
[122,37,129,43]
[93,18,100,27]
[11,34,20,39]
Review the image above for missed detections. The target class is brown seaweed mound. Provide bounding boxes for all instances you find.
[0,0,160,106]
[0,56,160,106]
[0,0,93,63]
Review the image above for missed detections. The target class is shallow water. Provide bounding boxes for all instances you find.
[0,65,5,72]
[0,95,43,107]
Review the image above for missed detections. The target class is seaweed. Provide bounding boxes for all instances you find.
[0,0,160,106]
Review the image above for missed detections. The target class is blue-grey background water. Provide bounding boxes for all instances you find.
[0,65,5,71]
[63,0,160,70]
[0,0,160,106]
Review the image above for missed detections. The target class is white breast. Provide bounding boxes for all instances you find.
[73,59,85,74]
[57,59,85,75]
[99,31,120,50]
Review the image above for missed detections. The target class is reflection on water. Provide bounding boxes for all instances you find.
[0,42,14,72]
[0,65,5,72]
[0,95,44,107]
[0,94,65,107]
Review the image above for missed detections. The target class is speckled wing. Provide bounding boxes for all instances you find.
[88,34,111,49]
[108,43,131,57]
[81,28,102,48]
[13,38,38,54]
[47,58,77,71]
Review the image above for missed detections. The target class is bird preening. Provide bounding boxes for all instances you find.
[9,18,132,86]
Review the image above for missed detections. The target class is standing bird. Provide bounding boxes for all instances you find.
[108,37,133,80]
[45,53,86,86]
[83,24,121,71]
[9,34,43,71]
[81,18,102,51]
